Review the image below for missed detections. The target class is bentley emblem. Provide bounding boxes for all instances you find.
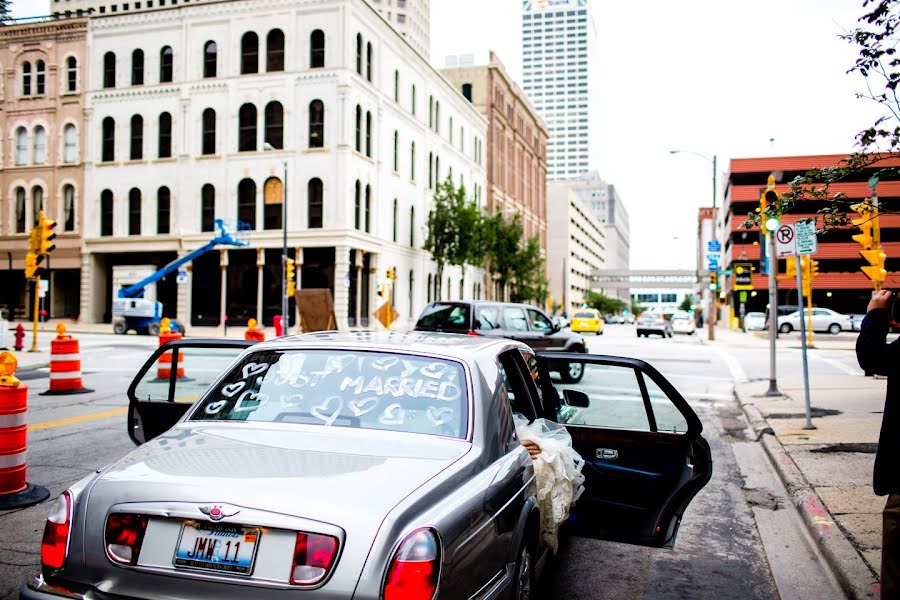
[199,505,240,521]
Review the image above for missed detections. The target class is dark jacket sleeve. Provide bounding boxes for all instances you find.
[856,308,900,376]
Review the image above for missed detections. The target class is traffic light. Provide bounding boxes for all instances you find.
[377,284,385,297]
[708,273,717,291]
[758,175,780,234]
[28,227,40,255]
[38,212,57,255]
[851,201,887,288]
[285,258,296,297]
[24,253,39,279]
[862,248,887,285]
[386,267,395,281]
[808,258,819,278]
[785,256,797,279]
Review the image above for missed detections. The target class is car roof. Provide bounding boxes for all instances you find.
[425,300,541,311]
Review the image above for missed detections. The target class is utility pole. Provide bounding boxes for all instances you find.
[709,155,717,341]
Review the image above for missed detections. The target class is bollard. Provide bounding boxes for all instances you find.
[244,318,265,342]
[41,324,92,396]
[0,351,49,509]
[157,318,186,380]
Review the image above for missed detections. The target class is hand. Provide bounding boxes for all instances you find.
[867,290,892,313]
[522,440,542,460]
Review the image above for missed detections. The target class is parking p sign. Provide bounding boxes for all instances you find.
[775,224,796,259]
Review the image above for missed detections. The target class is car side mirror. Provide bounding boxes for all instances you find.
[563,388,590,407]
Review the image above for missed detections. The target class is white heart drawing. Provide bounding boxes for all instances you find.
[379,403,406,425]
[420,362,448,379]
[311,396,343,426]
[426,406,454,426]
[371,356,399,371]
[242,362,269,380]
[349,396,379,416]
[204,400,227,414]
[279,394,303,408]
[221,381,245,398]
[234,390,268,412]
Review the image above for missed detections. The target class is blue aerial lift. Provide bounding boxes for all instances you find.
[111,219,248,335]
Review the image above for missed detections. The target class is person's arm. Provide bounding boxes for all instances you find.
[522,439,541,459]
[856,291,900,376]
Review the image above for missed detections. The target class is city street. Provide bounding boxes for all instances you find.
[0,323,868,599]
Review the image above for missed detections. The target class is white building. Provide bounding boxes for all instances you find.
[546,181,604,315]
[521,0,595,180]
[81,0,486,330]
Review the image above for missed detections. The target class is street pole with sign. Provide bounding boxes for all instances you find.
[762,176,782,397]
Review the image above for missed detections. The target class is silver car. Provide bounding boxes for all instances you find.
[23,332,712,600]
[777,308,853,334]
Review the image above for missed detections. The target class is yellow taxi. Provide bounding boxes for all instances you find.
[570,308,604,335]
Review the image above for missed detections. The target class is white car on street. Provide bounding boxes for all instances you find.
[743,312,767,331]
[671,311,696,335]
[777,308,853,335]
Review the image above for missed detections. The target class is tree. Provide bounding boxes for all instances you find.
[425,177,486,299]
[679,296,693,312]
[588,291,627,315]
[0,0,11,21]
[424,179,456,299]
[483,212,522,299]
[511,234,548,305]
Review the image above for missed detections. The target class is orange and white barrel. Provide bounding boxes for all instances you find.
[0,383,27,495]
[42,324,91,395]
[157,328,185,379]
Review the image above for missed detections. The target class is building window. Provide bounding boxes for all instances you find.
[201,184,215,232]
[393,130,398,171]
[22,61,31,95]
[393,70,399,101]
[427,273,432,303]
[103,52,116,88]
[238,103,257,151]
[202,108,216,155]
[409,270,414,317]
[101,189,114,236]
[462,83,472,101]
[63,184,75,232]
[434,101,440,133]
[310,29,325,68]
[428,96,433,128]
[410,141,415,181]
[428,151,432,188]
[241,32,259,74]
[64,124,77,163]
[15,187,26,233]
[102,117,115,162]
[15,127,27,165]
[409,206,415,246]
[309,99,324,148]
[131,49,144,85]
[411,84,416,115]
[157,186,170,234]
[266,29,284,71]
[36,60,46,94]
[365,111,372,157]
[66,57,77,92]
[354,180,361,229]
[158,112,172,158]
[392,198,398,242]
[203,41,217,78]
[33,126,46,164]
[264,101,283,149]
[263,177,283,230]
[31,188,43,228]
[159,46,173,82]
[237,178,256,229]
[354,105,362,152]
[355,33,362,75]
[364,184,371,233]
[308,178,323,228]
[130,114,143,160]
[128,188,141,235]
[449,117,453,143]
[366,42,372,82]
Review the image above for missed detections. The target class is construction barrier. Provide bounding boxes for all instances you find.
[41,324,92,396]
[244,318,265,342]
[0,351,49,509]
[157,319,186,380]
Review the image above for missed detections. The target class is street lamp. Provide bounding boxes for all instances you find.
[263,142,289,332]
[669,149,718,341]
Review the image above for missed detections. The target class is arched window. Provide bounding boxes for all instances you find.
[63,184,75,231]
[66,56,77,92]
[130,114,143,160]
[411,84,416,115]
[392,198,398,242]
[100,190,114,236]
[15,187,26,233]
[33,126,46,164]
[202,108,216,155]
[364,184,371,233]
[435,156,440,182]
[203,41,217,78]
[263,177,283,230]
[428,96,433,129]
[355,33,362,75]
[462,83,472,101]
[22,61,31,95]
[15,127,27,165]
[158,112,172,158]
[308,178,323,229]
[266,29,284,72]
[409,206,415,247]
[159,46,173,82]
[128,188,142,235]
[310,29,325,68]
[241,32,259,74]
[449,117,453,143]
[238,103,257,152]
[237,178,256,229]
[157,186,171,234]
[36,60,46,94]
[264,101,283,149]
[393,70,399,101]
[392,130,398,171]
[434,101,440,133]
[309,99,324,148]
[64,124,77,163]
[131,49,144,85]
[354,105,362,152]
[201,184,216,232]
[427,273,432,303]
[354,180,361,230]
[103,52,116,88]
[102,117,115,162]
[32,186,43,226]
[365,111,372,157]
[428,152,433,189]
[410,141,416,181]
[366,41,372,82]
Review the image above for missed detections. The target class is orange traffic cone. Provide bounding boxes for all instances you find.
[244,318,265,342]
[40,324,93,395]
[157,318,187,380]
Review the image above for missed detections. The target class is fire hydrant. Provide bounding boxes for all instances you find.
[13,324,25,351]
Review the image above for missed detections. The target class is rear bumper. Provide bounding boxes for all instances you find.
[20,575,86,600]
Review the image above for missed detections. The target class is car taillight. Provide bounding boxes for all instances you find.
[466,330,480,336]
[289,532,339,585]
[41,491,72,570]
[104,513,149,565]
[383,528,440,600]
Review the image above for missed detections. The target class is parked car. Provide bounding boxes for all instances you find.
[636,311,673,338]
[22,333,713,600]
[850,313,865,332]
[604,314,623,325]
[743,312,767,331]
[777,308,853,334]
[670,311,696,335]
[570,309,604,335]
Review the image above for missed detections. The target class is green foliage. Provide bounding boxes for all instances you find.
[679,296,693,312]
[423,179,456,297]
[631,298,647,315]
[0,0,11,20]
[510,235,547,305]
[587,291,626,315]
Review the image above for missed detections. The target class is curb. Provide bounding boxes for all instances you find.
[737,396,881,600]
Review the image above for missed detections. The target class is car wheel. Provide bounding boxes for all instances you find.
[512,542,533,600]
[779,323,792,334]
[596,330,602,335]
[829,323,841,335]
[113,321,127,335]
[147,322,161,336]
[561,361,584,383]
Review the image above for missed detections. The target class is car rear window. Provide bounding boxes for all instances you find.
[415,303,471,331]
[573,311,595,319]
[191,350,468,439]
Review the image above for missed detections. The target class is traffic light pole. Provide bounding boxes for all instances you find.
[281,160,289,333]
[30,276,40,353]
[795,251,816,429]
[766,230,781,396]
[708,155,717,342]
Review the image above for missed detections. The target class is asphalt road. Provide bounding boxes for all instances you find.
[0,326,849,599]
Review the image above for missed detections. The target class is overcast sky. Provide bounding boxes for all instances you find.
[13,0,884,270]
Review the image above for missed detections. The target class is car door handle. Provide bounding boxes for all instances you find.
[596,448,618,460]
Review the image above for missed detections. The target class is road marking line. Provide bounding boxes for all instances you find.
[710,344,749,383]
[28,407,128,432]
[810,353,864,377]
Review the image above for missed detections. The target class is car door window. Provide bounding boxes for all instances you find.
[642,374,688,434]
[132,346,247,403]
[550,363,651,431]
[527,309,553,333]
[475,305,502,331]
[503,307,529,332]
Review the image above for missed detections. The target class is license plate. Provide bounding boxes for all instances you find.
[173,522,261,575]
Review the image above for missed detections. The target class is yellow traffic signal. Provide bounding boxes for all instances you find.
[386,267,395,281]
[708,273,717,291]
[851,200,886,289]
[28,227,40,254]
[758,175,780,234]
[861,248,887,284]
[785,256,797,279]
[285,258,296,297]
[24,253,39,279]
[809,258,819,278]
[38,213,57,255]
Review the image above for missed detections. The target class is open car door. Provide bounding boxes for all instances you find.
[534,352,712,548]
[126,339,254,444]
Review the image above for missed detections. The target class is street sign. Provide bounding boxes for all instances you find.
[176,270,187,285]
[733,262,753,291]
[706,251,721,270]
[795,220,818,255]
[707,240,721,253]
[775,224,796,258]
